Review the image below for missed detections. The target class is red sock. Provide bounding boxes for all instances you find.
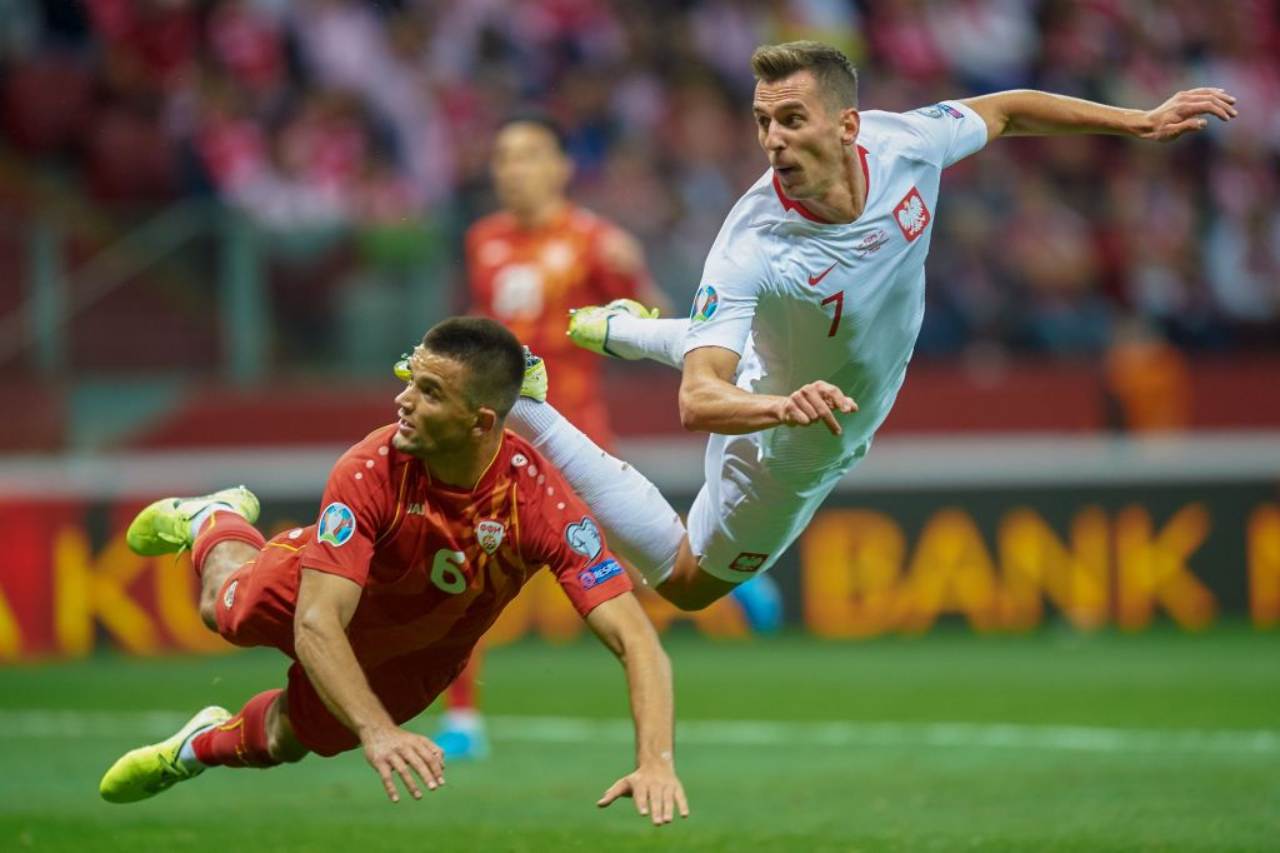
[446,651,483,711]
[191,689,282,768]
[192,511,266,580]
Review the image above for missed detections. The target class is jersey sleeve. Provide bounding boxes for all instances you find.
[520,458,632,617]
[681,229,771,359]
[896,100,989,169]
[297,449,393,587]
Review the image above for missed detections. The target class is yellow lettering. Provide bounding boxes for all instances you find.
[898,509,1001,633]
[998,507,1109,630]
[1114,505,1215,630]
[0,583,21,660]
[154,552,234,654]
[54,527,160,656]
[801,510,904,638]
[1248,505,1280,629]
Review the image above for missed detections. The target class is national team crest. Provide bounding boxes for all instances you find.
[476,519,506,555]
[690,285,719,322]
[564,517,603,560]
[317,502,356,547]
[893,187,931,242]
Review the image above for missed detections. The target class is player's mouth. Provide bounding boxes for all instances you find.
[397,417,416,437]
[774,163,800,182]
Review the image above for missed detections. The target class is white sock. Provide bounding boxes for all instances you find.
[177,725,213,771]
[441,709,484,733]
[508,399,685,586]
[607,316,688,369]
[188,503,234,540]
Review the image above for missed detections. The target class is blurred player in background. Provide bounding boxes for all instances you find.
[100,318,689,825]
[443,113,779,759]
[508,41,1238,613]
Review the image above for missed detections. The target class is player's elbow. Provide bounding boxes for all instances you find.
[293,608,337,655]
[677,386,708,432]
[616,633,671,674]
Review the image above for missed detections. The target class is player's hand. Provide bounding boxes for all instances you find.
[1141,88,1237,141]
[360,725,445,803]
[597,763,690,826]
[779,381,857,436]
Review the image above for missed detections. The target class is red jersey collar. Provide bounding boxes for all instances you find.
[772,144,871,224]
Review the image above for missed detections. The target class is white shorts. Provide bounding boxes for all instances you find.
[686,432,867,583]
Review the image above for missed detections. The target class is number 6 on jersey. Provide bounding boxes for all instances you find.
[431,549,467,594]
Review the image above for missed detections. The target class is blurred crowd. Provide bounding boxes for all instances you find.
[1,0,1278,359]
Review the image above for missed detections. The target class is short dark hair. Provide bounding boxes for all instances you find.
[750,41,859,111]
[421,317,525,418]
[496,109,567,152]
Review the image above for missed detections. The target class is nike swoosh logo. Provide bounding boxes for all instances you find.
[808,263,837,287]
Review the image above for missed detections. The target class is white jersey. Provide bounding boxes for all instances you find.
[682,100,988,481]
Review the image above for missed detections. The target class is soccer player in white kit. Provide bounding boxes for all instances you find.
[508,40,1238,611]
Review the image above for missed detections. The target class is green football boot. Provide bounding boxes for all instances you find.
[567,298,660,358]
[99,705,232,804]
[126,486,260,556]
[520,346,547,403]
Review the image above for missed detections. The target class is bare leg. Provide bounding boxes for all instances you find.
[655,538,738,611]
[265,691,311,763]
[197,540,261,630]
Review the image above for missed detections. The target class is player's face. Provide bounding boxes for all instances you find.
[753,71,856,200]
[392,348,485,457]
[491,123,572,215]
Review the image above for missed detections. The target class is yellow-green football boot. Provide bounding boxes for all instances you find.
[99,705,232,803]
[567,298,660,358]
[520,346,547,403]
[126,486,260,556]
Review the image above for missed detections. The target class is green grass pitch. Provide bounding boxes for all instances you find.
[1,627,1276,851]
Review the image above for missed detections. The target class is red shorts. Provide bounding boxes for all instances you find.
[213,535,455,757]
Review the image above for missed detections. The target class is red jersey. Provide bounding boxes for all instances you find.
[291,424,630,676]
[466,205,648,448]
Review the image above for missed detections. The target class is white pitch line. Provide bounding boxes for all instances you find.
[0,710,1275,756]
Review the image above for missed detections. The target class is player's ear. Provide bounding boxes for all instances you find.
[473,406,499,436]
[840,107,860,146]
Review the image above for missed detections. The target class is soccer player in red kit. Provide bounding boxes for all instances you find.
[99,318,689,824]
[448,113,669,758]
[467,113,666,449]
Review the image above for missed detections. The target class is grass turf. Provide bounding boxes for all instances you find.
[1,626,1276,851]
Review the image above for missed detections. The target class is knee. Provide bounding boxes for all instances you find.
[265,695,310,764]
[198,596,219,632]
[656,578,719,612]
[268,729,308,764]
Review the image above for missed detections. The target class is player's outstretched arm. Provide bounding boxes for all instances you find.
[679,346,857,437]
[962,88,1238,143]
[294,569,446,803]
[584,593,689,826]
